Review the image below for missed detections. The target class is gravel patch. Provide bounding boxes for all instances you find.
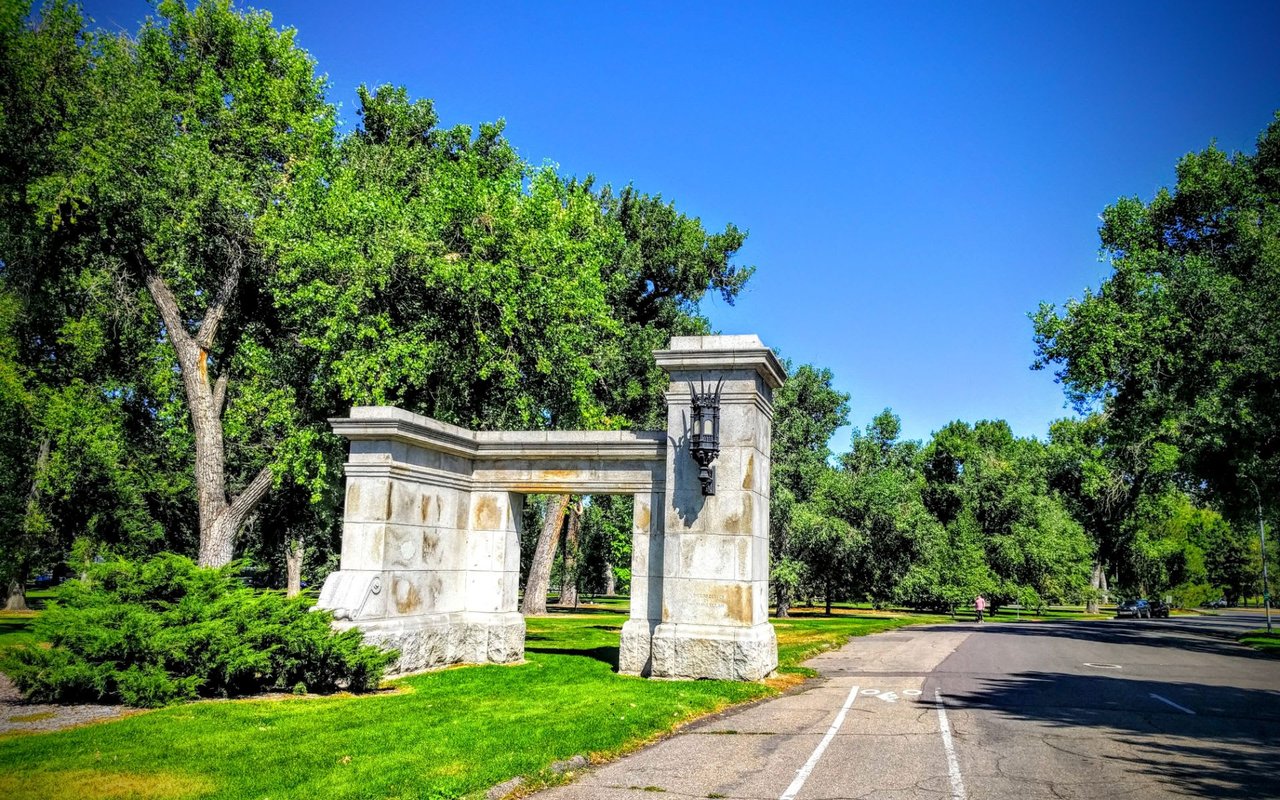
[0,672,130,735]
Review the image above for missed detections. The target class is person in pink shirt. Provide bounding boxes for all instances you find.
[975,594,987,623]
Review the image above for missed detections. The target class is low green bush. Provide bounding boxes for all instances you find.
[1,553,397,707]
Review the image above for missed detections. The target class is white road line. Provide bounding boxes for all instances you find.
[1150,692,1196,715]
[934,689,968,800]
[778,684,859,800]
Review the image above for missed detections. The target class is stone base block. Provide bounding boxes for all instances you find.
[619,619,658,676]
[339,612,525,675]
[649,621,777,681]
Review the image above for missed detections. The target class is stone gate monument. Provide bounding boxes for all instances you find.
[316,334,785,681]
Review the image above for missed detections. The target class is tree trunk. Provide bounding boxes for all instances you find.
[10,437,50,612]
[604,561,616,596]
[5,580,29,612]
[142,265,273,567]
[285,536,304,598]
[825,580,833,616]
[559,500,582,607]
[521,494,571,616]
[1087,558,1104,614]
[775,585,791,618]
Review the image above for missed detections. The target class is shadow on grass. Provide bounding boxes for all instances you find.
[524,645,620,670]
[0,619,33,634]
[540,605,630,617]
[940,670,1280,798]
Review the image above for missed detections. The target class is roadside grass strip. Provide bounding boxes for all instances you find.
[1239,629,1280,656]
[0,607,949,800]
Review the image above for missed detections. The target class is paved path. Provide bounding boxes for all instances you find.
[0,672,128,734]
[532,612,1280,799]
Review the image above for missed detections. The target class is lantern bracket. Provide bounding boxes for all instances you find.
[688,378,724,496]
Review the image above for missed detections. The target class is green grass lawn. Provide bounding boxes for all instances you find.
[1239,628,1280,656]
[0,589,52,648]
[0,603,949,800]
[0,615,38,648]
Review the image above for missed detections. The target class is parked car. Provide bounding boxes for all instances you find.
[1205,598,1229,608]
[1146,599,1170,618]
[1116,599,1151,619]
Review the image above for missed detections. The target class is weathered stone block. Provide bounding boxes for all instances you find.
[417,526,463,571]
[649,622,776,681]
[343,612,525,675]
[344,478,393,523]
[339,522,386,571]
[469,491,515,533]
[619,619,656,676]
[464,569,507,613]
[678,533,748,581]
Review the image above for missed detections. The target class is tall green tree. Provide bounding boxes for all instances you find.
[1046,416,1129,610]
[0,1,195,604]
[1033,113,1280,536]
[833,410,936,607]
[268,86,618,432]
[3,0,336,567]
[768,364,849,616]
[919,420,1091,610]
[265,87,757,610]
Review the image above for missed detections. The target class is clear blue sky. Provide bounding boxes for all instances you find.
[83,0,1280,447]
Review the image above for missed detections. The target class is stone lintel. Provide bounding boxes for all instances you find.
[331,406,666,463]
[654,334,787,389]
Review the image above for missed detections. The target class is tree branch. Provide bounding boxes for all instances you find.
[224,466,274,543]
[142,266,194,352]
[213,373,229,417]
[196,236,245,350]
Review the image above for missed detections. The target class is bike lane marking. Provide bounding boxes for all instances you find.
[1150,692,1196,715]
[935,688,968,800]
[778,683,860,800]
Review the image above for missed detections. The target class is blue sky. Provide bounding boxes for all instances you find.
[84,1,1280,447]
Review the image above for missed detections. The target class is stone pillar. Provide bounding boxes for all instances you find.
[619,489,665,675]
[460,490,527,663]
[649,335,785,680]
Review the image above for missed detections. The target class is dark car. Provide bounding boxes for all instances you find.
[1116,599,1151,619]
[1146,599,1170,618]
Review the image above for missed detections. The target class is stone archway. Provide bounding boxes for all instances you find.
[316,335,785,681]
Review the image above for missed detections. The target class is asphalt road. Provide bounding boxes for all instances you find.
[531,611,1280,799]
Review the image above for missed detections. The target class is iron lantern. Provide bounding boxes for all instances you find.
[688,379,723,495]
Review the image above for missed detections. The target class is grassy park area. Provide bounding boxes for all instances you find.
[0,601,949,800]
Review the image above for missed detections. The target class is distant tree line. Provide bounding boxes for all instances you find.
[766,110,1280,615]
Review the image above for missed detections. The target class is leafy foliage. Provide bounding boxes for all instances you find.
[768,364,849,615]
[2,554,395,706]
[1033,113,1280,526]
